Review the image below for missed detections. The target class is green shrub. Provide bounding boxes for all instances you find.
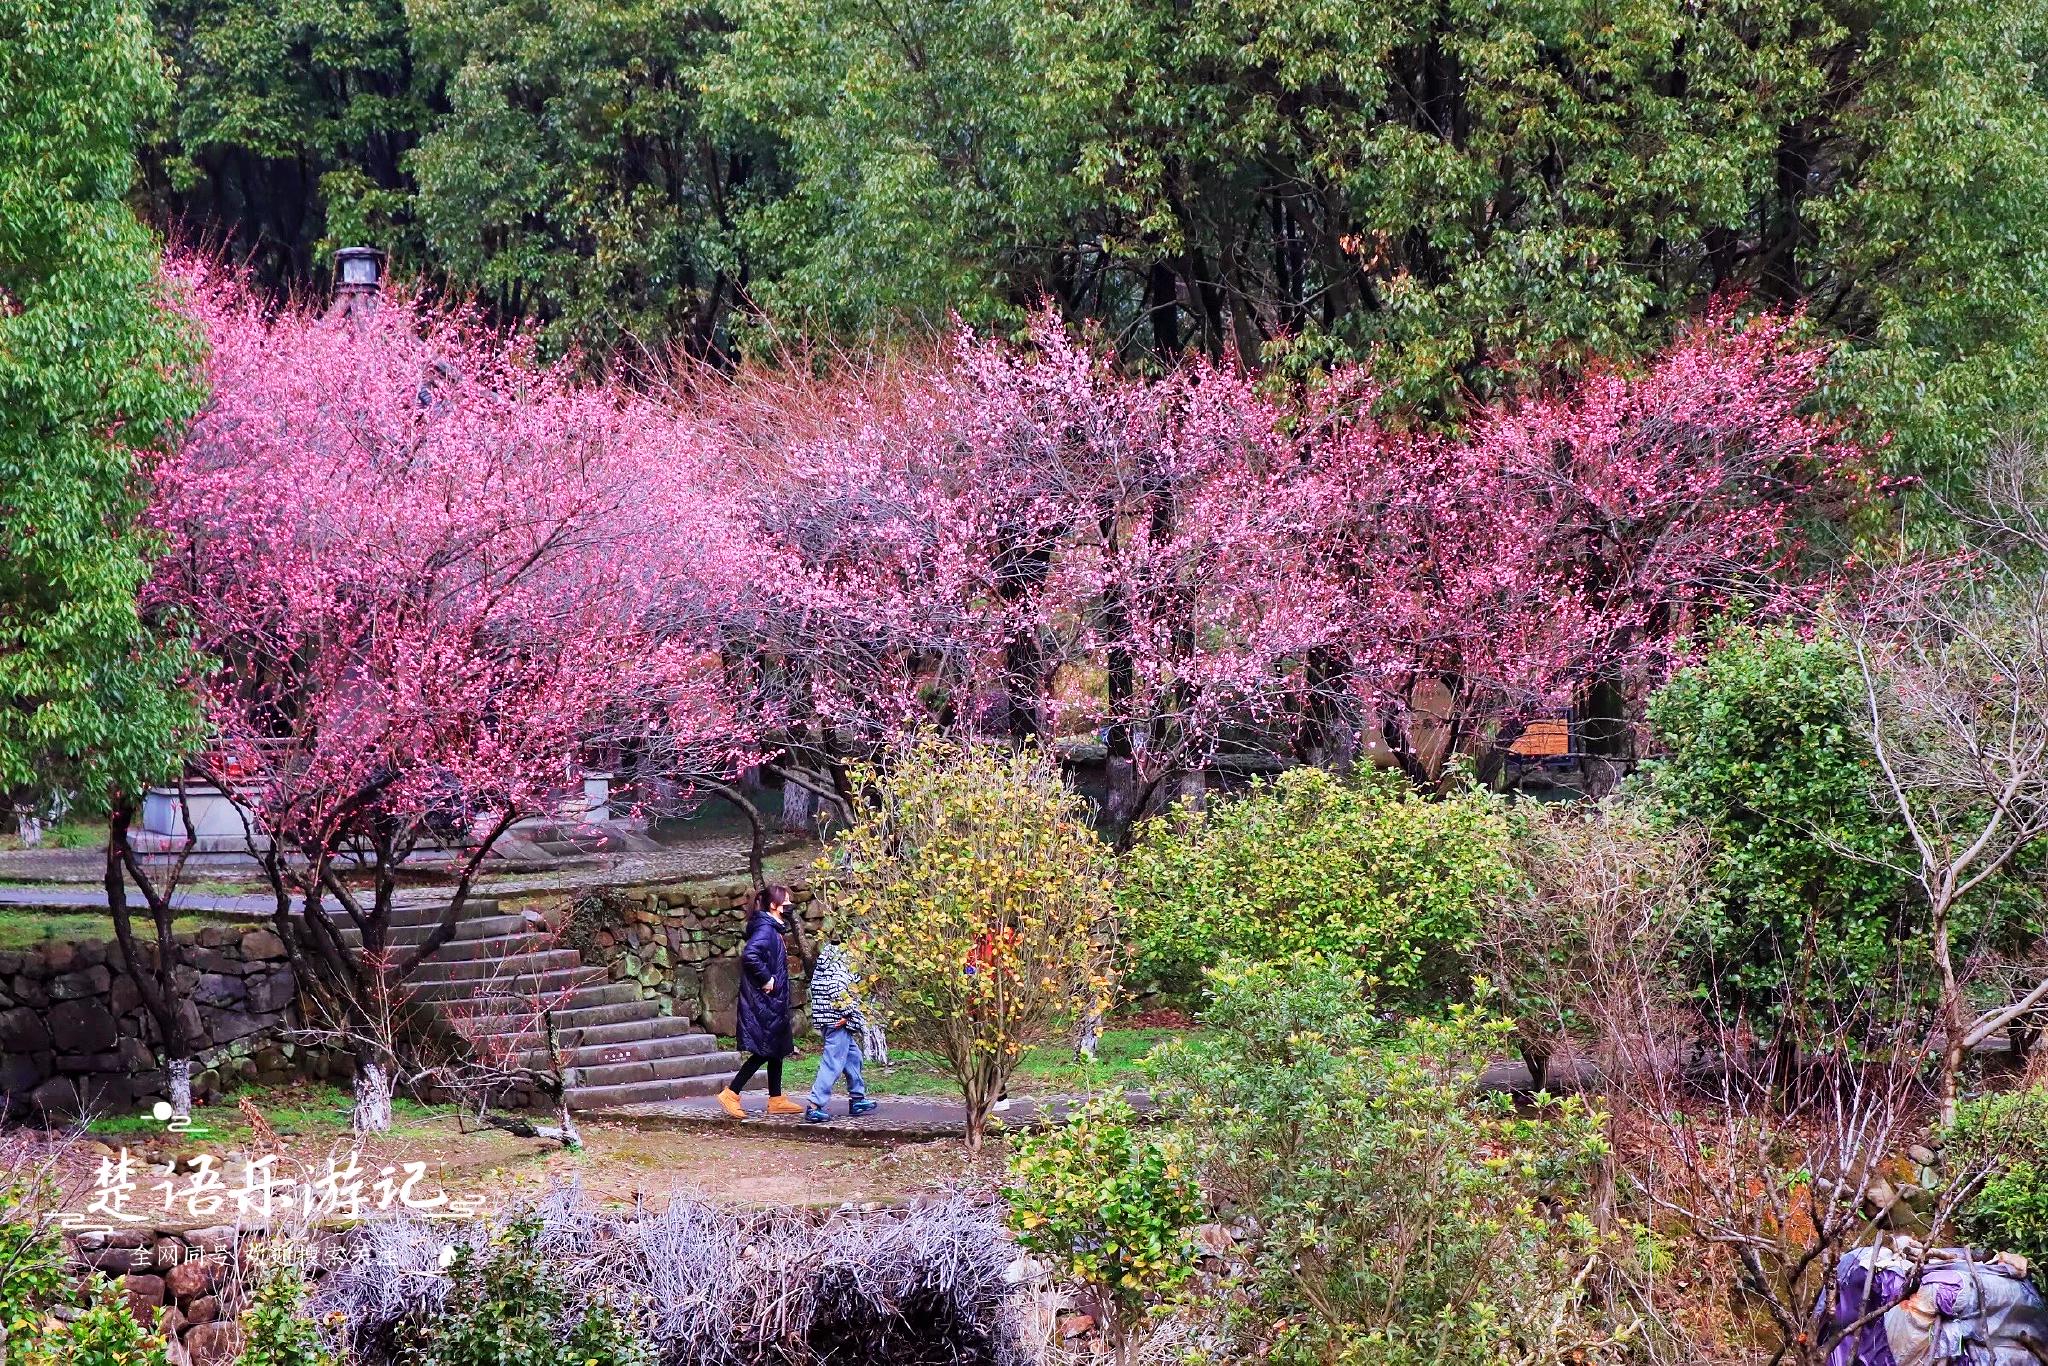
[825,738,1117,1151]
[1006,1093,1200,1361]
[1641,624,1920,1027]
[234,1268,334,1366]
[1948,1087,2048,1265]
[1149,956,1613,1366]
[1119,767,1513,1003]
[415,1217,649,1366]
[19,1278,166,1366]
[0,1216,71,1345]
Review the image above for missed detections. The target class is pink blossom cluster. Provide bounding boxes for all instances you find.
[153,260,748,854]
[708,307,1866,792]
[153,264,1870,849]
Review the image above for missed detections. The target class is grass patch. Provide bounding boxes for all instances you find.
[764,1026,1192,1101]
[0,820,107,852]
[85,1082,452,1143]
[0,910,237,951]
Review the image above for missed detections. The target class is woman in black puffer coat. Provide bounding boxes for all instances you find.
[717,886,806,1118]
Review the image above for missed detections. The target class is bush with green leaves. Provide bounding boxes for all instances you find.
[414,1217,649,1366]
[1948,1087,2048,1267]
[1006,1093,1200,1363]
[17,1277,165,1366]
[825,738,1117,1151]
[1148,956,1614,1366]
[1642,625,1919,1028]
[234,1267,335,1366]
[1119,767,1513,1003]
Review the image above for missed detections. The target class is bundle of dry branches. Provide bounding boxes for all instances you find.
[311,1186,1034,1365]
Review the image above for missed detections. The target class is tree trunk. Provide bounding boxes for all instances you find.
[861,1016,890,1067]
[167,1058,193,1123]
[354,1057,393,1134]
[1076,1009,1102,1063]
[780,780,816,835]
[963,1096,989,1155]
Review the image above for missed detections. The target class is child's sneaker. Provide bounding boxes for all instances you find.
[849,1098,878,1117]
[803,1105,832,1123]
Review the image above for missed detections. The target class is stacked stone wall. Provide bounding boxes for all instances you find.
[505,876,823,1037]
[1,925,303,1118]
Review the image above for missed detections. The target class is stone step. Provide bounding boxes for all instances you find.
[562,1049,735,1089]
[424,979,628,1018]
[565,1064,750,1112]
[333,913,538,947]
[456,994,657,1035]
[404,949,584,985]
[546,1032,721,1071]
[394,932,556,963]
[406,967,605,1003]
[474,1025,717,1071]
[384,898,501,928]
[547,1015,704,1051]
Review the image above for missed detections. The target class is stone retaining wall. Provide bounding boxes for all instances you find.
[1,926,303,1118]
[508,876,824,1037]
[73,1222,262,1365]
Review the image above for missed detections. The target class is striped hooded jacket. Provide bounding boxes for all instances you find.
[807,943,866,1035]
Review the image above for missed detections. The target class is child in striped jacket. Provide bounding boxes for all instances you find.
[804,941,879,1123]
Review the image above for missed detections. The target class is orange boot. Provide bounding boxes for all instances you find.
[765,1094,806,1116]
[716,1087,748,1120]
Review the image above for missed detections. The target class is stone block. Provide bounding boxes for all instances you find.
[185,1294,218,1324]
[28,1075,78,1117]
[188,949,242,976]
[193,973,244,1008]
[165,1257,219,1298]
[76,940,108,968]
[183,1321,243,1365]
[110,974,142,1016]
[244,970,295,1014]
[0,1053,47,1094]
[202,1010,266,1045]
[42,942,77,974]
[123,1274,166,1323]
[49,998,118,1052]
[50,965,112,1001]
[0,1005,50,1053]
[194,927,240,951]
[10,975,47,1008]
[55,1050,124,1074]
[701,958,740,1036]
[238,929,286,960]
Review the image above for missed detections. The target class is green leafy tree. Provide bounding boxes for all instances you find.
[404,0,768,362]
[144,0,431,287]
[1149,957,1616,1366]
[705,0,2048,481]
[823,738,1117,1151]
[1,0,205,826]
[1641,625,1920,1034]
[1119,766,1513,1003]
[1007,1093,1201,1366]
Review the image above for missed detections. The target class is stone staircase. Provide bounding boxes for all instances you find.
[337,897,749,1112]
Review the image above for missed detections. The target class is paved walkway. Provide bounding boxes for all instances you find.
[604,1090,1156,1146]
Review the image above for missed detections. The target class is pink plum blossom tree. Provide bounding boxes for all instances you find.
[154,261,749,1130]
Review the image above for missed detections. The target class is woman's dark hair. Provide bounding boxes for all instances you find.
[756,884,793,915]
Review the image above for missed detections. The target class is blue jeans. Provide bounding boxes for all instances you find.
[807,1026,865,1108]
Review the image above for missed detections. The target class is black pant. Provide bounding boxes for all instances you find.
[731,1054,783,1096]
